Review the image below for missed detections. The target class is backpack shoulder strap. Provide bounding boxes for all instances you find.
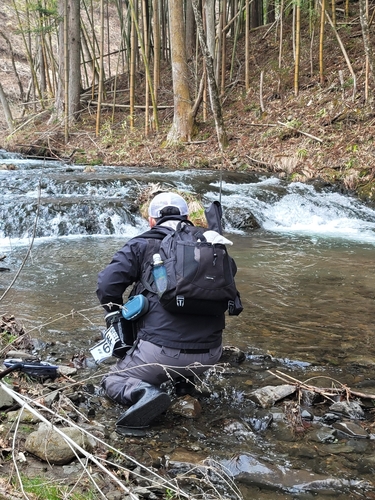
[178,221,206,242]
[138,226,170,240]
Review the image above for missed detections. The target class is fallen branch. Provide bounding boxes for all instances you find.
[246,155,275,169]
[269,369,375,401]
[248,122,278,127]
[277,121,323,143]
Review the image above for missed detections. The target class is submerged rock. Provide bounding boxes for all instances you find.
[333,421,369,439]
[329,400,364,419]
[247,414,273,432]
[219,453,372,494]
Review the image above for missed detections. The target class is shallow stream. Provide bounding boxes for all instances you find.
[1,152,375,498]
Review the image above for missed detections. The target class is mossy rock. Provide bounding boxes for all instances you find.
[356,181,375,202]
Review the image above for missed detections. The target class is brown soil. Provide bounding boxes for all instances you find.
[1,4,375,206]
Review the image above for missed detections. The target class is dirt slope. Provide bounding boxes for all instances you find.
[0,3,375,203]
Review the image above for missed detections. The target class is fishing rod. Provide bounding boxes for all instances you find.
[0,358,58,380]
[204,157,224,235]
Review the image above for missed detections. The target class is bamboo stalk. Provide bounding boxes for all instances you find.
[142,0,149,135]
[64,0,69,142]
[245,0,250,91]
[278,0,284,69]
[323,6,357,100]
[129,1,136,130]
[95,0,105,136]
[294,0,301,96]
[129,0,159,132]
[319,0,325,84]
[230,0,244,82]
[11,0,43,106]
[277,120,323,142]
[153,0,160,104]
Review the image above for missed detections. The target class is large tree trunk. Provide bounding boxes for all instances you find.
[167,0,194,143]
[54,0,81,125]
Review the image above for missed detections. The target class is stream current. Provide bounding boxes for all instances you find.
[1,151,375,498]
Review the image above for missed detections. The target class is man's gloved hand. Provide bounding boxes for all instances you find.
[105,310,135,359]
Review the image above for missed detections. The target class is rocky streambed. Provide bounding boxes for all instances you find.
[1,328,375,500]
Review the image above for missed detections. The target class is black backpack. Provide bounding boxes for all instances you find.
[140,221,243,317]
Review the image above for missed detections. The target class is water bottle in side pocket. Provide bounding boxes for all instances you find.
[152,253,168,296]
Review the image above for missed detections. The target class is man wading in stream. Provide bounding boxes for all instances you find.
[96,192,242,430]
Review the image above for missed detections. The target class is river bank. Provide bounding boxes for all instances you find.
[2,83,375,207]
[2,331,375,500]
[1,5,375,205]
[1,163,375,499]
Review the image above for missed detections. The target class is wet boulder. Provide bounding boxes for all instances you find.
[171,395,202,419]
[219,345,245,364]
[222,418,254,440]
[25,422,96,465]
[247,384,296,408]
[225,208,261,230]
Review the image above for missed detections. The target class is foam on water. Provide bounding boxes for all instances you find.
[207,179,375,244]
[2,162,375,247]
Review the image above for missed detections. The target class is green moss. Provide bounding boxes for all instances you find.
[357,181,375,202]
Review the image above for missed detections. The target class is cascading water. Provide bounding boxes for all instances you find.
[2,151,375,499]
[1,151,375,246]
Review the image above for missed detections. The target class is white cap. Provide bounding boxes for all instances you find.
[148,192,189,218]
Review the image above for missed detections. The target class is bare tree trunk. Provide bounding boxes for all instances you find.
[0,82,14,132]
[359,0,375,95]
[167,0,194,143]
[319,0,325,84]
[245,0,250,90]
[294,0,301,96]
[185,0,196,59]
[68,0,82,122]
[96,0,105,135]
[204,0,216,74]
[251,0,263,28]
[153,0,161,103]
[191,0,228,150]
[220,1,227,96]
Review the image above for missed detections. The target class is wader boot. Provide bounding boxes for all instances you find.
[116,382,171,428]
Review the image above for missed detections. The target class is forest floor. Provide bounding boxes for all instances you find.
[1,5,375,203]
[1,5,375,499]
